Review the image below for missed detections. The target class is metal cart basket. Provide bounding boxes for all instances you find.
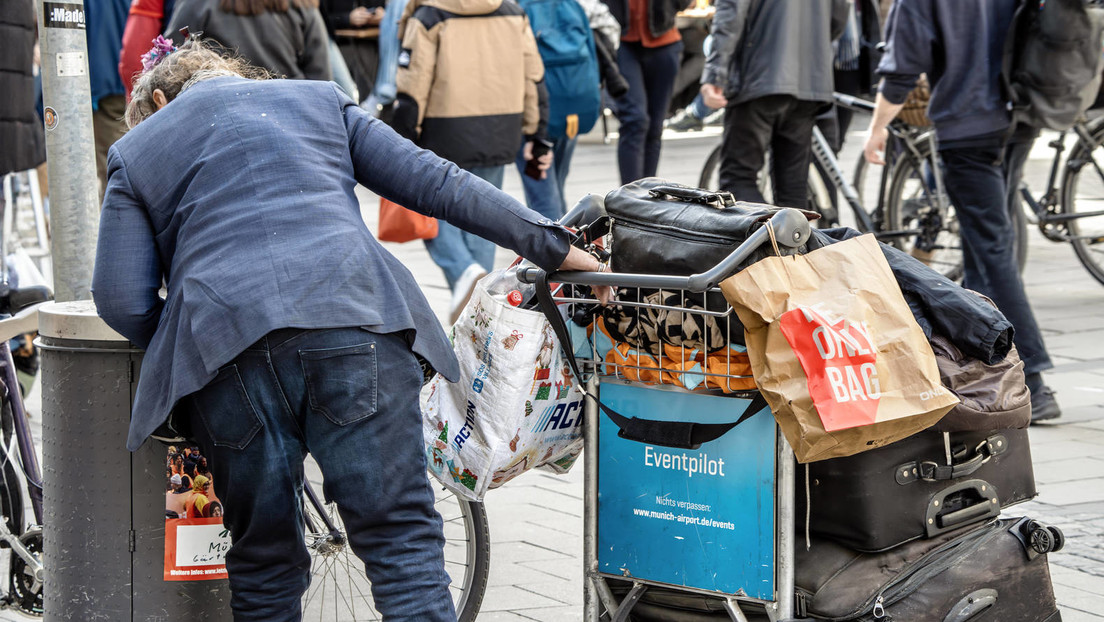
[520,207,812,622]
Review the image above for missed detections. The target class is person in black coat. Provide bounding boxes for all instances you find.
[0,0,46,178]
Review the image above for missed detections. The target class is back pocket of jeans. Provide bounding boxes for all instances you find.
[299,342,378,426]
[193,365,264,450]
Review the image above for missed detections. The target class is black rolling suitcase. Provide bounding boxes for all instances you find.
[794,517,1064,622]
[795,426,1036,551]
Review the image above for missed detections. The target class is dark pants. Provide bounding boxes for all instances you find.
[337,38,380,103]
[184,327,455,622]
[615,40,683,184]
[940,142,1052,375]
[718,94,822,208]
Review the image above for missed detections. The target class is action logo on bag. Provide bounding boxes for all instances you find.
[779,306,881,431]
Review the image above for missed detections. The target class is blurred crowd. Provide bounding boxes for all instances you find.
[1,0,1068,420]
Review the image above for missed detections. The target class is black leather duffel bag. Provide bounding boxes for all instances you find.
[605,178,818,276]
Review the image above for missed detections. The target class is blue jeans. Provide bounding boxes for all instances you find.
[184,327,455,622]
[424,165,502,290]
[328,38,360,102]
[615,40,683,184]
[373,0,411,106]
[514,135,578,221]
[940,141,1052,375]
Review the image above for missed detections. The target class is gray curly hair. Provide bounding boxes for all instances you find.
[125,38,273,129]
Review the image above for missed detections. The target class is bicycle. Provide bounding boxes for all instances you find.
[299,468,490,621]
[1016,116,1104,286]
[697,93,965,281]
[0,284,53,617]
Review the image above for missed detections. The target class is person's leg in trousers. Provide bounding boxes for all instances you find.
[328,38,360,102]
[516,139,565,222]
[718,96,776,203]
[372,0,411,107]
[424,222,478,291]
[281,328,455,622]
[92,94,128,199]
[615,42,649,184]
[1004,128,1039,265]
[551,135,578,216]
[940,144,1053,376]
[639,40,682,178]
[463,165,503,273]
[185,341,313,622]
[769,98,820,209]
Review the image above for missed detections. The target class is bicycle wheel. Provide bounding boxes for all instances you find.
[698,143,833,219]
[1059,121,1104,285]
[300,478,490,622]
[884,149,965,281]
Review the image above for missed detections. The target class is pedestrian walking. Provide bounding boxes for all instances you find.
[393,0,550,322]
[88,0,132,197]
[321,0,384,105]
[700,0,848,207]
[118,0,176,99]
[604,0,689,184]
[864,0,1061,423]
[0,0,46,179]
[91,38,603,622]
[165,0,332,80]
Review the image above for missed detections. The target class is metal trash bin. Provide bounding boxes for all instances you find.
[37,300,232,620]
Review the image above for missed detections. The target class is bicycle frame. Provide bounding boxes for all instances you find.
[1020,122,1104,237]
[0,306,48,588]
[816,94,950,242]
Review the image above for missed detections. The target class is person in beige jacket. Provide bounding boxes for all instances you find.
[394,0,551,322]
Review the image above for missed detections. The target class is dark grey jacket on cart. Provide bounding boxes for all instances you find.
[702,0,850,105]
[807,228,1014,366]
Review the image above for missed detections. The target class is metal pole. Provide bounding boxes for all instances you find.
[36,0,100,302]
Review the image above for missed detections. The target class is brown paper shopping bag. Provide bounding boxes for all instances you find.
[720,233,958,463]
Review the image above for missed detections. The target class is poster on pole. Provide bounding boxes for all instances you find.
[163,444,230,581]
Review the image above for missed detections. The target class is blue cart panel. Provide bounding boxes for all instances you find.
[597,382,776,599]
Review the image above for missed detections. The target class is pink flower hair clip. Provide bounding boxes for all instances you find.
[140,28,190,73]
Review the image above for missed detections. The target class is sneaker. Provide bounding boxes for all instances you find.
[664,108,704,132]
[1029,386,1062,424]
[449,264,487,325]
[703,108,725,127]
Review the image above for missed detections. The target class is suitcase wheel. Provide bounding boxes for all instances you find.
[1026,521,1062,555]
[1046,525,1065,553]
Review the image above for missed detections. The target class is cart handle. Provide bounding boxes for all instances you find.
[517,207,811,291]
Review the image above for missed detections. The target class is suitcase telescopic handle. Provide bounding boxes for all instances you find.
[518,207,812,292]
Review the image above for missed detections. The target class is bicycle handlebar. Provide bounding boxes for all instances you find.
[518,207,811,291]
[833,92,876,113]
[0,301,48,343]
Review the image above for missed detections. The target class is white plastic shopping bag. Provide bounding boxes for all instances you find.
[422,270,585,501]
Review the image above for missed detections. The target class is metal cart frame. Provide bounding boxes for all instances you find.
[521,207,812,622]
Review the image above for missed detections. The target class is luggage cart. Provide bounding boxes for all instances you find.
[520,207,812,622]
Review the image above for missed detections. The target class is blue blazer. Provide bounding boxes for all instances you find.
[91,76,570,450]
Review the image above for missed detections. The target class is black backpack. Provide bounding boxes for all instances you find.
[1002,0,1104,131]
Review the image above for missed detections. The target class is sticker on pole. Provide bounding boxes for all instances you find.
[164,446,229,581]
[778,306,881,431]
[43,3,86,29]
[43,108,58,132]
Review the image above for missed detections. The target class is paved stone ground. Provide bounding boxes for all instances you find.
[3,123,1102,620]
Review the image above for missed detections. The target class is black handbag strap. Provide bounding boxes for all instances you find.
[534,271,765,450]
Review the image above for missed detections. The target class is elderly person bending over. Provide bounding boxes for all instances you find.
[92,38,602,622]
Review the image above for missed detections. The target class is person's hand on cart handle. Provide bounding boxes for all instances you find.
[559,246,614,305]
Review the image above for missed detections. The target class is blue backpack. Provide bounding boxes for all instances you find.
[518,0,602,140]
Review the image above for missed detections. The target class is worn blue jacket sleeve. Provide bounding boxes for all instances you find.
[336,84,571,272]
[876,0,932,104]
[91,147,165,349]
